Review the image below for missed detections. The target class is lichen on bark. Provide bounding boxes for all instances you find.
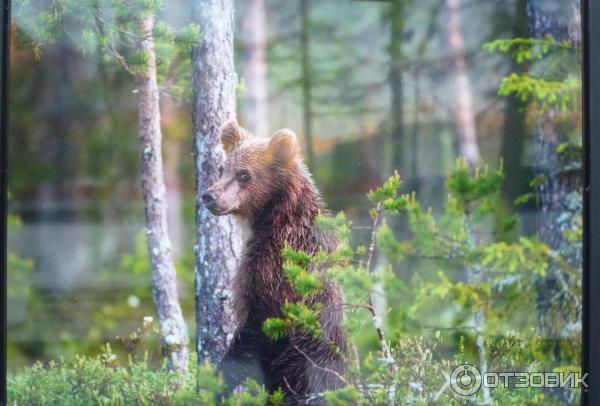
[136,15,189,371]
[191,0,243,365]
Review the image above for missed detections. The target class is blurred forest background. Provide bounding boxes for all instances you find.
[6,0,580,387]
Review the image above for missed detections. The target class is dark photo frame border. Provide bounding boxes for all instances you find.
[0,0,597,405]
[1,0,10,403]
[582,0,599,404]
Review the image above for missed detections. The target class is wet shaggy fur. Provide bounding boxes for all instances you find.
[211,122,348,404]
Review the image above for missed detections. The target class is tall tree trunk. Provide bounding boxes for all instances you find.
[446,3,486,403]
[500,0,529,210]
[527,0,582,338]
[300,0,314,169]
[410,0,442,192]
[242,0,268,138]
[526,5,581,403]
[527,1,582,277]
[191,0,242,365]
[388,0,404,176]
[446,0,481,167]
[136,16,189,371]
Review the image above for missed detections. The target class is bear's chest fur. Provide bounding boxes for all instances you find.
[232,221,321,326]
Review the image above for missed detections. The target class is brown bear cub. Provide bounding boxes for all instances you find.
[203,120,347,404]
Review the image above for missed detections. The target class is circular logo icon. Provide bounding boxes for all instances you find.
[450,364,482,396]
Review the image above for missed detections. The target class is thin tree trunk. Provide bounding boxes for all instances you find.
[446,3,486,402]
[465,214,491,405]
[136,15,189,371]
[388,0,404,176]
[191,0,242,365]
[242,0,268,138]
[410,0,442,192]
[446,0,481,167]
[300,0,314,169]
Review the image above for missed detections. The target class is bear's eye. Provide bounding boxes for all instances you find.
[218,166,224,177]
[236,169,251,183]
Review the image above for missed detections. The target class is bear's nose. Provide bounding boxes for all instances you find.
[202,192,216,208]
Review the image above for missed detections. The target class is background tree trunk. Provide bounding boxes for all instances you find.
[388,0,404,176]
[300,0,314,169]
[500,0,529,211]
[136,15,189,371]
[161,97,186,259]
[446,0,480,167]
[527,0,582,334]
[242,0,268,138]
[191,0,242,365]
[526,8,581,403]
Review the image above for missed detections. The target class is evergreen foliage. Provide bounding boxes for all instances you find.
[258,161,581,404]
[9,163,582,404]
[16,0,200,99]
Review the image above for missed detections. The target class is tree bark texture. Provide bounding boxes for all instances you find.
[528,0,582,269]
[191,0,242,365]
[136,16,189,371]
[527,0,582,346]
[242,0,268,138]
[446,0,481,167]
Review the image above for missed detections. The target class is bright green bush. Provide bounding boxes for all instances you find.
[8,343,285,406]
[262,161,581,404]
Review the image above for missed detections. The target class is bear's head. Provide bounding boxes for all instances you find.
[202,120,301,217]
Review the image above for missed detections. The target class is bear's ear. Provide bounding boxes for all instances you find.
[268,128,299,165]
[221,119,248,153]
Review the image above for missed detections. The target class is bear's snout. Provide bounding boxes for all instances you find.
[202,191,216,206]
[202,191,220,214]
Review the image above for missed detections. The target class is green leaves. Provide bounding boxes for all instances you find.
[281,245,323,297]
[78,29,99,55]
[483,36,578,64]
[282,244,312,269]
[477,237,550,276]
[447,158,504,211]
[316,211,351,241]
[282,302,324,338]
[262,318,288,341]
[262,302,323,341]
[330,265,374,305]
[18,0,201,90]
[484,35,581,113]
[368,171,402,204]
[173,24,202,51]
[498,73,580,112]
[127,50,151,75]
[284,262,322,297]
[376,222,406,264]
[7,347,281,405]
[323,386,361,405]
